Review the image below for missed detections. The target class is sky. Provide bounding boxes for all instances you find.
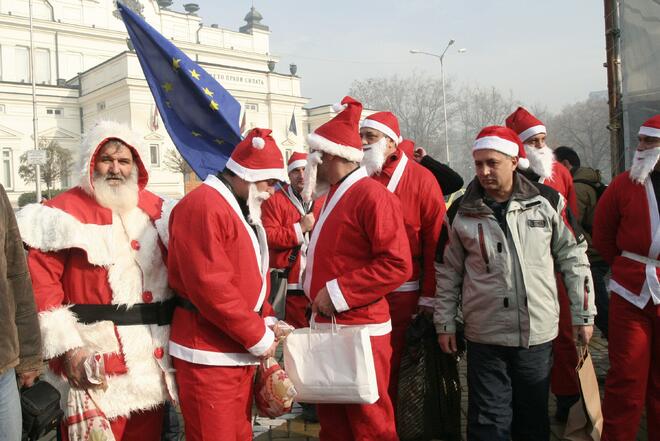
[185,0,607,113]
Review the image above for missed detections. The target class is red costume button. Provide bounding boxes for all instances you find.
[131,240,140,250]
[154,347,164,359]
[142,291,153,303]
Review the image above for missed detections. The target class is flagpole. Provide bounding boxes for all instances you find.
[29,0,42,202]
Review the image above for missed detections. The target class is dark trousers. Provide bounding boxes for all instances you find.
[591,261,610,338]
[466,340,553,441]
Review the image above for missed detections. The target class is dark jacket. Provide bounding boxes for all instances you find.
[420,155,464,195]
[572,167,604,263]
[0,185,41,375]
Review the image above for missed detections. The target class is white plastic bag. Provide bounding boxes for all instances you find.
[283,315,378,404]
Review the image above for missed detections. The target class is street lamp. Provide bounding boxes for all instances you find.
[410,40,466,165]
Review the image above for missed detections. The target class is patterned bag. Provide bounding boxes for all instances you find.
[65,389,115,441]
[254,357,297,418]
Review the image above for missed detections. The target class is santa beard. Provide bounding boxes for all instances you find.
[360,137,389,176]
[247,183,271,225]
[302,151,329,202]
[93,167,139,214]
[525,144,555,179]
[629,147,660,184]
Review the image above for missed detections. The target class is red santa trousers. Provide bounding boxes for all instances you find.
[285,294,310,329]
[60,406,163,441]
[173,358,255,441]
[387,291,420,406]
[317,334,398,441]
[551,277,580,396]
[601,294,660,441]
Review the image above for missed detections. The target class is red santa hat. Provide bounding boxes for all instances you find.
[287,151,308,173]
[505,107,547,143]
[639,115,660,138]
[307,96,364,162]
[473,126,529,169]
[225,127,286,182]
[399,139,415,158]
[360,111,403,145]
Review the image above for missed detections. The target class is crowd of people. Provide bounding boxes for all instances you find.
[0,98,658,441]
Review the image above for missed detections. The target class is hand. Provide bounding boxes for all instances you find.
[438,333,457,354]
[18,370,40,388]
[260,339,279,360]
[300,214,316,233]
[573,325,594,346]
[63,348,101,390]
[311,287,336,318]
[416,305,434,317]
[413,147,427,163]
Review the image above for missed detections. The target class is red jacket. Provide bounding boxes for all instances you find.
[168,175,276,366]
[543,161,579,217]
[303,167,412,333]
[593,171,660,306]
[371,150,445,305]
[261,185,325,289]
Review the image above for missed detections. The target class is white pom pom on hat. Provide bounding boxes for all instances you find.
[517,157,530,170]
[332,102,347,113]
[252,137,266,149]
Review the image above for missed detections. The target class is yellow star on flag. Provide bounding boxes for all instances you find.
[172,58,181,70]
[214,139,225,145]
[191,131,201,137]
[189,69,201,80]
[162,82,173,92]
[209,100,219,111]
[203,87,214,97]
[165,101,172,108]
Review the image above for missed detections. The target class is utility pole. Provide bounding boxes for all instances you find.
[29,0,42,201]
[604,0,624,177]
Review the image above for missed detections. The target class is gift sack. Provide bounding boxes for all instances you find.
[563,345,603,441]
[65,389,116,441]
[283,315,378,404]
[254,357,297,418]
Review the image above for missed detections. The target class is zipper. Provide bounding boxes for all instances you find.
[477,223,490,273]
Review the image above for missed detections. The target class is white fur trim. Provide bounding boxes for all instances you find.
[307,132,364,162]
[332,102,347,113]
[326,278,350,313]
[38,307,84,359]
[518,125,546,143]
[169,341,260,366]
[287,159,307,173]
[417,297,436,307]
[393,279,420,292]
[247,326,275,357]
[155,198,178,249]
[639,125,660,138]
[17,204,114,266]
[473,136,519,157]
[252,137,266,149]
[78,120,147,194]
[360,119,401,146]
[517,157,530,170]
[225,157,287,182]
[294,222,304,245]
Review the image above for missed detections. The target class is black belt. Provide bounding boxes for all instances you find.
[174,296,198,312]
[287,289,306,297]
[69,298,175,326]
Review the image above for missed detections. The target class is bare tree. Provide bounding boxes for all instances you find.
[18,138,73,197]
[163,148,189,175]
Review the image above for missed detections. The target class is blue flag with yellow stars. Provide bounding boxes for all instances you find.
[117,2,241,179]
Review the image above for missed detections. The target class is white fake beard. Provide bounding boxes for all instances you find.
[630,147,660,184]
[302,151,328,202]
[360,137,389,176]
[247,183,271,225]
[93,167,139,214]
[525,144,555,179]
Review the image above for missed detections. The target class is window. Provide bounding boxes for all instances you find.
[46,108,62,116]
[2,149,12,189]
[149,144,160,167]
[15,46,30,82]
[34,48,51,84]
[245,103,259,112]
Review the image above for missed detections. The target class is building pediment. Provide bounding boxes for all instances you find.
[0,124,23,139]
[39,127,80,141]
[144,132,164,141]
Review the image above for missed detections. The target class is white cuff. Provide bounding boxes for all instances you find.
[417,297,436,307]
[38,306,84,359]
[327,278,350,313]
[247,325,275,357]
[293,222,304,245]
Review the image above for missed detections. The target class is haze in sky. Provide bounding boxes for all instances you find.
[188,0,607,112]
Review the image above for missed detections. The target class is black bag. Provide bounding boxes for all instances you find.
[21,380,63,441]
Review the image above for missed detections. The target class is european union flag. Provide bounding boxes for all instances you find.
[117,2,242,179]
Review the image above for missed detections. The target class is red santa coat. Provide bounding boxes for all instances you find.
[593,171,660,306]
[542,161,579,216]
[303,167,412,330]
[168,175,276,365]
[16,121,177,420]
[261,185,325,290]
[371,149,445,304]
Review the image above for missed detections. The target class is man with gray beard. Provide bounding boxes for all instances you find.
[17,120,177,440]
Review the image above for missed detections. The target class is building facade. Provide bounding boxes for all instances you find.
[0,0,338,203]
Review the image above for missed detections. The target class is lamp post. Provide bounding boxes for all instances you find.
[410,41,466,165]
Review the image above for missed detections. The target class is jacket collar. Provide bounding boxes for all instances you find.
[460,172,540,214]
